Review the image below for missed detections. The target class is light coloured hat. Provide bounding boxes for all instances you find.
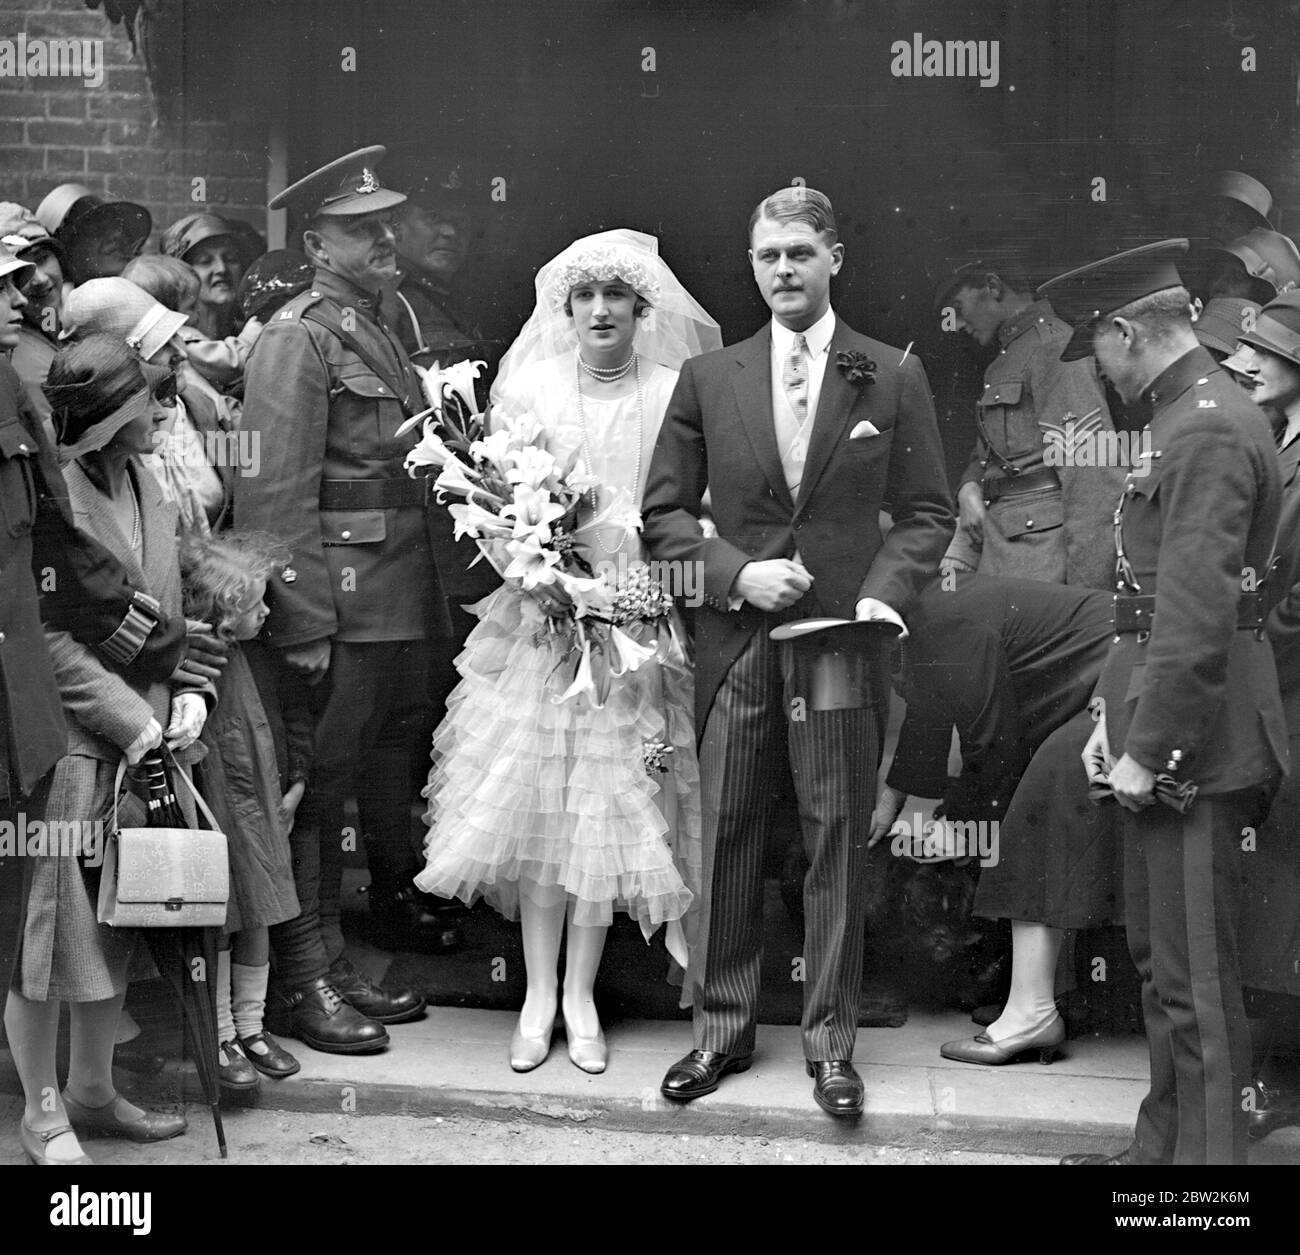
[0,241,36,284]
[0,201,64,261]
[60,276,189,361]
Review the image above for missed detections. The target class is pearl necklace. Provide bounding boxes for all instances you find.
[576,354,643,555]
[578,350,636,382]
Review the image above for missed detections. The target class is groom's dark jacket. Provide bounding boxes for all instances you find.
[642,316,956,729]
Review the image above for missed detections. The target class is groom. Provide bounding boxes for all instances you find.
[642,187,954,1117]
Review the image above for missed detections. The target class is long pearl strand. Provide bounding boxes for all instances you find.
[576,354,644,555]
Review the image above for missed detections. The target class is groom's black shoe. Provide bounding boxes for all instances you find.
[660,1050,752,1101]
[807,1060,864,1119]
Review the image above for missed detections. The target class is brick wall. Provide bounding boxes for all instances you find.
[0,0,269,242]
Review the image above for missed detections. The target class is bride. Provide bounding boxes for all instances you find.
[415,229,721,1073]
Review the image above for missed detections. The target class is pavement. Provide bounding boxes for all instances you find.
[5,942,1300,1162]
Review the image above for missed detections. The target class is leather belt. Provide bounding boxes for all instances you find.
[1112,591,1266,635]
[319,477,430,510]
[981,466,1059,503]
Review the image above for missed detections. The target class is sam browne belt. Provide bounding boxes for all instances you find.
[319,477,431,510]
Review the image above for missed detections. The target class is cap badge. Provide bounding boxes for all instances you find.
[356,168,379,195]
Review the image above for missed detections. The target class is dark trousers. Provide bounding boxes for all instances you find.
[302,639,429,969]
[1123,788,1264,1165]
[691,621,883,1061]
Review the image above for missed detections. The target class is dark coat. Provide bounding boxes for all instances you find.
[641,316,955,729]
[889,573,1112,815]
[234,265,451,649]
[0,362,184,800]
[196,644,299,933]
[1095,348,1287,794]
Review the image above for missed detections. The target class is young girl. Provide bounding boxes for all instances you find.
[182,530,304,1087]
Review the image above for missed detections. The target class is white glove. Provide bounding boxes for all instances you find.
[124,717,164,765]
[854,596,909,639]
[164,692,207,751]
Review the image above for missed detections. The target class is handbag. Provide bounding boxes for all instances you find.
[97,751,230,928]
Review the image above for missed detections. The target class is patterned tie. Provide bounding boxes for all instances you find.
[782,333,809,463]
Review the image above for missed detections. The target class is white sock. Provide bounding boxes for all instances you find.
[232,962,269,1044]
[216,950,235,1045]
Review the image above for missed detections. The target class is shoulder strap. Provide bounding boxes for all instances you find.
[301,301,417,418]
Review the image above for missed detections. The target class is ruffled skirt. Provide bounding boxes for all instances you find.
[416,586,702,959]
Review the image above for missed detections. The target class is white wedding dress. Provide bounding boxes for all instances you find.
[415,354,701,968]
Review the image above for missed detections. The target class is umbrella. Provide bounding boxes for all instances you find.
[131,748,228,1158]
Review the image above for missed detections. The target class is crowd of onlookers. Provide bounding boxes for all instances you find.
[0,179,493,1163]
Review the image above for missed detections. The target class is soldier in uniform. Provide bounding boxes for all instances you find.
[235,147,453,1054]
[1048,240,1286,1166]
[936,258,1125,590]
[1,242,197,996]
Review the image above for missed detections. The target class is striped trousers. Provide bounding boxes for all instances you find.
[1123,788,1266,1165]
[689,620,883,1062]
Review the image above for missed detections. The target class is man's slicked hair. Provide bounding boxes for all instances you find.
[748,187,838,244]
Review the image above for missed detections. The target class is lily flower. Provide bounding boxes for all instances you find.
[607,624,659,676]
[554,638,601,708]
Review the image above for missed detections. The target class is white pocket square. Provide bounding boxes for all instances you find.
[849,420,882,439]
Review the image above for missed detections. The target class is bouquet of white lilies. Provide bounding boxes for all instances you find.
[396,360,680,708]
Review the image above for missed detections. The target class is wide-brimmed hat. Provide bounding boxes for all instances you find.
[1038,239,1190,361]
[34,183,151,252]
[61,277,190,361]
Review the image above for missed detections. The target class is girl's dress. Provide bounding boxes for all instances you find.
[415,355,701,966]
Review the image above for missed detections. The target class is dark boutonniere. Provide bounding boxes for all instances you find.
[836,350,877,387]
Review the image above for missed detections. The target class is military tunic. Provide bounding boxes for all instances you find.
[234,262,451,976]
[1096,346,1285,1166]
[235,265,449,647]
[948,300,1125,589]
